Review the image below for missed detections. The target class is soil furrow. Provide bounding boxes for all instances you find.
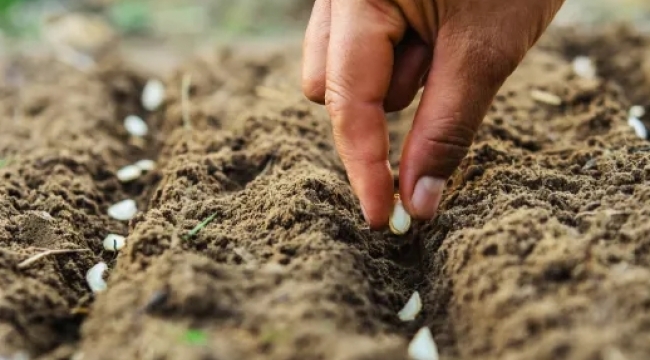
[3,24,650,360]
[77,46,424,360]
[418,30,650,360]
[0,56,158,358]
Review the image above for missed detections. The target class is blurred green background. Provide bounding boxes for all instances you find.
[0,0,312,40]
[1,0,649,40]
[0,0,649,74]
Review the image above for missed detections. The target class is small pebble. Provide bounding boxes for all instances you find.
[39,211,54,221]
[134,159,156,172]
[142,79,165,111]
[398,291,422,321]
[124,115,148,137]
[530,89,562,106]
[630,105,646,119]
[116,164,142,182]
[108,199,137,221]
[389,194,411,235]
[572,56,596,79]
[408,327,439,360]
[103,234,126,251]
[86,262,108,293]
[628,117,648,139]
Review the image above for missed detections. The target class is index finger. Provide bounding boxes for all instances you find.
[325,0,406,228]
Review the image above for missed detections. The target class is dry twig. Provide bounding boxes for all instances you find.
[18,249,91,269]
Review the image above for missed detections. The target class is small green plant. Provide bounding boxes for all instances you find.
[183,329,207,346]
[0,158,9,169]
[183,212,218,240]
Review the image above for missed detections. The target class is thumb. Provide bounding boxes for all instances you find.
[399,28,523,220]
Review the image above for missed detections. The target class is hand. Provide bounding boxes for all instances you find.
[302,0,565,228]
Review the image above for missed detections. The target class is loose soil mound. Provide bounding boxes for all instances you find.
[1,25,650,360]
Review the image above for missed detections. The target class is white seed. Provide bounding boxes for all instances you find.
[38,211,54,221]
[628,116,648,139]
[103,234,126,251]
[398,291,422,322]
[572,56,596,79]
[124,115,148,137]
[389,195,411,235]
[108,199,137,221]
[408,327,439,360]
[530,89,562,106]
[142,79,165,111]
[134,159,156,172]
[630,105,646,119]
[86,262,108,293]
[116,164,142,182]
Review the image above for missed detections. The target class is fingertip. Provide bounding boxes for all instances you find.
[352,160,394,229]
[302,75,326,104]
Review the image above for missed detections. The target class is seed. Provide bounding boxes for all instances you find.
[398,291,422,321]
[530,89,562,106]
[142,79,165,111]
[108,199,137,221]
[103,234,126,251]
[630,105,646,119]
[134,159,156,172]
[572,56,596,79]
[389,194,411,235]
[116,164,142,182]
[628,116,648,139]
[408,327,439,360]
[86,262,108,293]
[124,115,148,137]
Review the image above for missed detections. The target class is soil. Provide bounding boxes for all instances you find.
[1,24,650,360]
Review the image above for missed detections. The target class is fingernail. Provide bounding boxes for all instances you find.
[411,177,445,219]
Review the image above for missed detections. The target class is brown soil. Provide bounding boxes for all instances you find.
[1,25,650,360]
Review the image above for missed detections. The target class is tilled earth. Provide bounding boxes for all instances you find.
[1,25,650,360]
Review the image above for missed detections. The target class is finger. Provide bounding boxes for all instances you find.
[384,34,432,113]
[399,26,523,220]
[326,0,406,228]
[302,0,331,104]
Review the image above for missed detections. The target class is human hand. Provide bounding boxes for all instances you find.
[302,0,565,228]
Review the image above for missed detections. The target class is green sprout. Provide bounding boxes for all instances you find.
[183,329,208,346]
[183,212,218,240]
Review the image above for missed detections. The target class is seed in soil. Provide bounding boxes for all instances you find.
[630,105,646,118]
[627,116,648,139]
[86,262,108,293]
[408,327,439,360]
[103,234,126,251]
[389,194,411,235]
[124,115,148,137]
[398,291,422,321]
[530,89,562,106]
[108,199,138,221]
[142,78,165,111]
[116,164,142,182]
[134,159,156,172]
[572,55,596,79]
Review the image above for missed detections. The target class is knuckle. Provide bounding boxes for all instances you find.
[324,80,353,118]
[422,115,475,151]
[364,0,405,32]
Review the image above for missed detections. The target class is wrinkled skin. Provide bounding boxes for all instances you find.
[302,0,565,228]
